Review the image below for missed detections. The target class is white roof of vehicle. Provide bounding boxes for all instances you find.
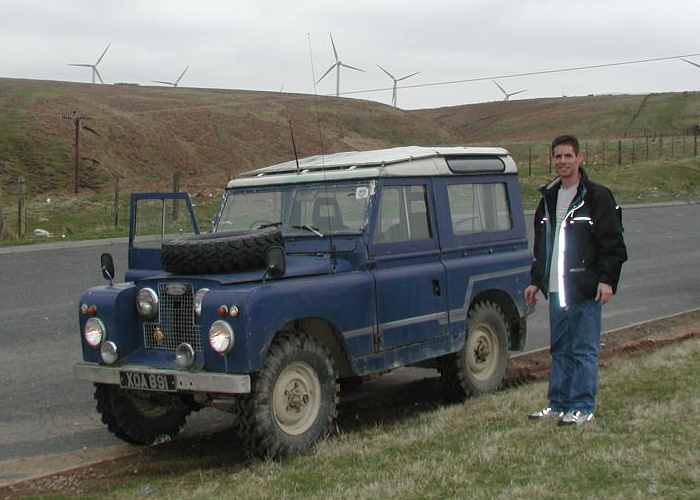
[228,146,516,188]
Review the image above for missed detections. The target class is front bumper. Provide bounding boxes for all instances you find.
[74,362,251,394]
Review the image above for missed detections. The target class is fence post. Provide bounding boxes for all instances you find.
[172,171,181,221]
[113,176,120,227]
[0,175,4,237]
[618,139,622,165]
[17,176,26,238]
[631,139,635,164]
[646,136,650,160]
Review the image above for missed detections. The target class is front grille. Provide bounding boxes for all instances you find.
[143,283,202,351]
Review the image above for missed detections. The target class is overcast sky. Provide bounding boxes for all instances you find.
[2,0,700,110]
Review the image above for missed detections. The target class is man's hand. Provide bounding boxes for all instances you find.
[524,285,540,306]
[596,283,613,305]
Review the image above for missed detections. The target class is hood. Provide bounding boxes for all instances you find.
[136,254,354,287]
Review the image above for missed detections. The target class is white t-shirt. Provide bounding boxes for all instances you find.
[548,183,578,293]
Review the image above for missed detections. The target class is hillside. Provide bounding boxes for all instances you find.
[418,92,700,142]
[0,78,455,194]
[2,78,700,195]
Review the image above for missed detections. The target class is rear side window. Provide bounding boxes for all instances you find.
[447,183,512,235]
[374,185,432,243]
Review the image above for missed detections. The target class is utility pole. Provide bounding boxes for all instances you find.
[62,112,99,194]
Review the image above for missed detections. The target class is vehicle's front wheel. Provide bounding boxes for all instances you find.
[234,333,339,459]
[94,384,191,445]
[438,301,509,402]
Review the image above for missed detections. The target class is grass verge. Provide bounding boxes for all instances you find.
[12,337,699,499]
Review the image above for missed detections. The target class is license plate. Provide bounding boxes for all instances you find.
[119,371,176,392]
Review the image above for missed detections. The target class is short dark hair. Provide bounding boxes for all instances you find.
[551,135,580,155]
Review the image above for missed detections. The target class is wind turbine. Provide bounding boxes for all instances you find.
[153,66,189,87]
[492,80,526,101]
[377,65,419,108]
[681,58,700,70]
[317,33,364,97]
[69,44,110,84]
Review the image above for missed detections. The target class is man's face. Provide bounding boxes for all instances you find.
[552,144,582,182]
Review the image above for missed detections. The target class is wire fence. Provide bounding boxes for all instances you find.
[502,133,699,176]
[1,132,699,242]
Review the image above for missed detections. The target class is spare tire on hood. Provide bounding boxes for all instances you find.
[160,227,284,274]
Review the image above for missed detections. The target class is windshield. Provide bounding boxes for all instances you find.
[214,182,372,236]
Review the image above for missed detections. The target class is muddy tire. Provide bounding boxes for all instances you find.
[160,227,283,274]
[234,333,339,459]
[94,384,190,445]
[438,301,509,402]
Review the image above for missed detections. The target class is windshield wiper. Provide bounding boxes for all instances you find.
[293,224,324,238]
[255,221,282,229]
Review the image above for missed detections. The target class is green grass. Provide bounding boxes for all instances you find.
[2,155,699,245]
[37,337,700,499]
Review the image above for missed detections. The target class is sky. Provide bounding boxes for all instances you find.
[2,0,700,110]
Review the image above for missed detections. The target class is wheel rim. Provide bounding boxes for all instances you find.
[466,323,499,382]
[272,362,322,436]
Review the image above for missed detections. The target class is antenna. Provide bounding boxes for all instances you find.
[289,120,301,174]
[377,65,419,108]
[69,44,111,84]
[316,33,364,97]
[492,79,527,101]
[153,66,189,87]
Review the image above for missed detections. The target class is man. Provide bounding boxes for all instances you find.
[525,134,627,426]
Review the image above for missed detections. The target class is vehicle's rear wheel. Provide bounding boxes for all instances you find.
[94,384,190,445]
[438,301,509,402]
[234,333,339,459]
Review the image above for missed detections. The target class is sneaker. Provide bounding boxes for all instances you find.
[528,407,564,420]
[558,411,596,426]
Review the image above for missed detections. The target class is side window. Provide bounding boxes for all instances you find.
[447,182,512,235]
[374,185,432,243]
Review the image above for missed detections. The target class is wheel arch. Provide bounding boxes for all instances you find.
[275,317,355,379]
[470,288,526,351]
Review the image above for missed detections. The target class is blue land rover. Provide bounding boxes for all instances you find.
[74,146,531,459]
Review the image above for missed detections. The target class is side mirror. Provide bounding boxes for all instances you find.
[101,253,115,284]
[265,246,286,279]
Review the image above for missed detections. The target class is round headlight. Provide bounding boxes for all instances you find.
[100,341,119,364]
[194,288,209,316]
[84,317,106,347]
[209,320,234,354]
[176,343,196,368]
[136,287,158,319]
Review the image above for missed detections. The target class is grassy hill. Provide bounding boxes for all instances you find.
[3,78,700,196]
[0,78,456,194]
[419,92,700,142]
[1,78,700,242]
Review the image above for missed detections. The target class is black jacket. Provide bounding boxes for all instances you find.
[530,168,628,306]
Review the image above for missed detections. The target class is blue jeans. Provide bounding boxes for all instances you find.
[547,294,602,413]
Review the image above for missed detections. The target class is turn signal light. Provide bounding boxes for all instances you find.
[81,304,98,315]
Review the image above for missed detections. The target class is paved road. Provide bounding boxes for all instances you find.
[0,202,698,483]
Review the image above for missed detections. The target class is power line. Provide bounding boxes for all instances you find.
[341,52,700,96]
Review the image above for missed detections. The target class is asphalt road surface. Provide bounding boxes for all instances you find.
[0,202,698,483]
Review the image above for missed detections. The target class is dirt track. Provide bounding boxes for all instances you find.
[2,309,699,499]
